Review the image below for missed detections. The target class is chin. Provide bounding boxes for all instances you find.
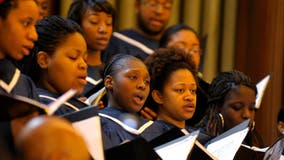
[12,54,24,61]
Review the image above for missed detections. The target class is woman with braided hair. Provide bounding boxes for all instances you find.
[196,70,265,147]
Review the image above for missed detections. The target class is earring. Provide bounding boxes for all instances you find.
[218,113,224,129]
[251,120,255,131]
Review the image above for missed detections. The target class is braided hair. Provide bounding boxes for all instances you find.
[197,70,257,136]
[20,15,83,84]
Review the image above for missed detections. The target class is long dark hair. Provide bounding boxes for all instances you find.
[196,70,257,136]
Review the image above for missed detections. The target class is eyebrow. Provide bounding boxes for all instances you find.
[72,49,86,55]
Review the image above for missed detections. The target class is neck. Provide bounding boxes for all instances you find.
[87,50,102,66]
[133,26,161,40]
[38,76,59,95]
[157,112,186,129]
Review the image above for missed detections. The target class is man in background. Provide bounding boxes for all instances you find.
[102,0,173,62]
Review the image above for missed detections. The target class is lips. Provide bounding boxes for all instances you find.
[78,75,87,85]
[133,93,146,106]
[95,37,109,46]
[183,103,195,112]
[21,45,34,56]
[149,18,164,27]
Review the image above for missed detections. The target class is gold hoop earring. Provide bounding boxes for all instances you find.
[218,113,224,129]
[251,120,255,131]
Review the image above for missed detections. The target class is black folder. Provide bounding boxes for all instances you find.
[0,93,46,121]
[105,137,162,160]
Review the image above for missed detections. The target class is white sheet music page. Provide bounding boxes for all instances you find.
[206,128,249,160]
[154,130,199,160]
[255,74,270,109]
[72,116,104,160]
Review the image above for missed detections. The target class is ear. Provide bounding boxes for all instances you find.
[37,51,50,69]
[152,90,163,104]
[104,75,113,90]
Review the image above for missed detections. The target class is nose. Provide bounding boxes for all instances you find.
[78,58,87,70]
[184,90,195,101]
[242,107,252,119]
[28,26,38,42]
[155,4,163,14]
[98,23,107,34]
[137,79,147,90]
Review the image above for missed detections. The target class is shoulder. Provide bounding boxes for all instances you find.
[141,120,175,141]
[12,74,39,100]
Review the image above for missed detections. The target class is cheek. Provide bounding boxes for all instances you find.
[49,62,77,89]
[106,28,113,38]
[223,109,242,125]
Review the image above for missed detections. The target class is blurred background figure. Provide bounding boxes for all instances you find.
[102,0,173,62]
[35,0,49,22]
[15,116,91,160]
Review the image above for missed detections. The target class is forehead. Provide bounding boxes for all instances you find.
[141,0,173,3]
[167,69,196,84]
[8,0,38,18]
[116,58,148,72]
[84,8,112,17]
[169,30,199,45]
[225,85,256,101]
[55,33,87,53]
[171,30,197,40]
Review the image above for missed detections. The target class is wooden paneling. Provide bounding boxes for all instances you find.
[236,0,284,145]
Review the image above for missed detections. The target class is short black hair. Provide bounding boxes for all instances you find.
[103,54,139,79]
[0,0,18,19]
[160,24,200,48]
[68,0,116,27]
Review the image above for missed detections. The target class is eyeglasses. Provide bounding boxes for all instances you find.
[142,0,173,11]
[188,48,202,56]
[176,46,202,56]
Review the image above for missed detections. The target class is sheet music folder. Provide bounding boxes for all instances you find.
[234,144,266,160]
[255,74,270,109]
[149,127,216,160]
[62,106,105,160]
[263,134,284,160]
[205,119,250,160]
[0,93,47,121]
[105,137,162,160]
[154,130,199,160]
